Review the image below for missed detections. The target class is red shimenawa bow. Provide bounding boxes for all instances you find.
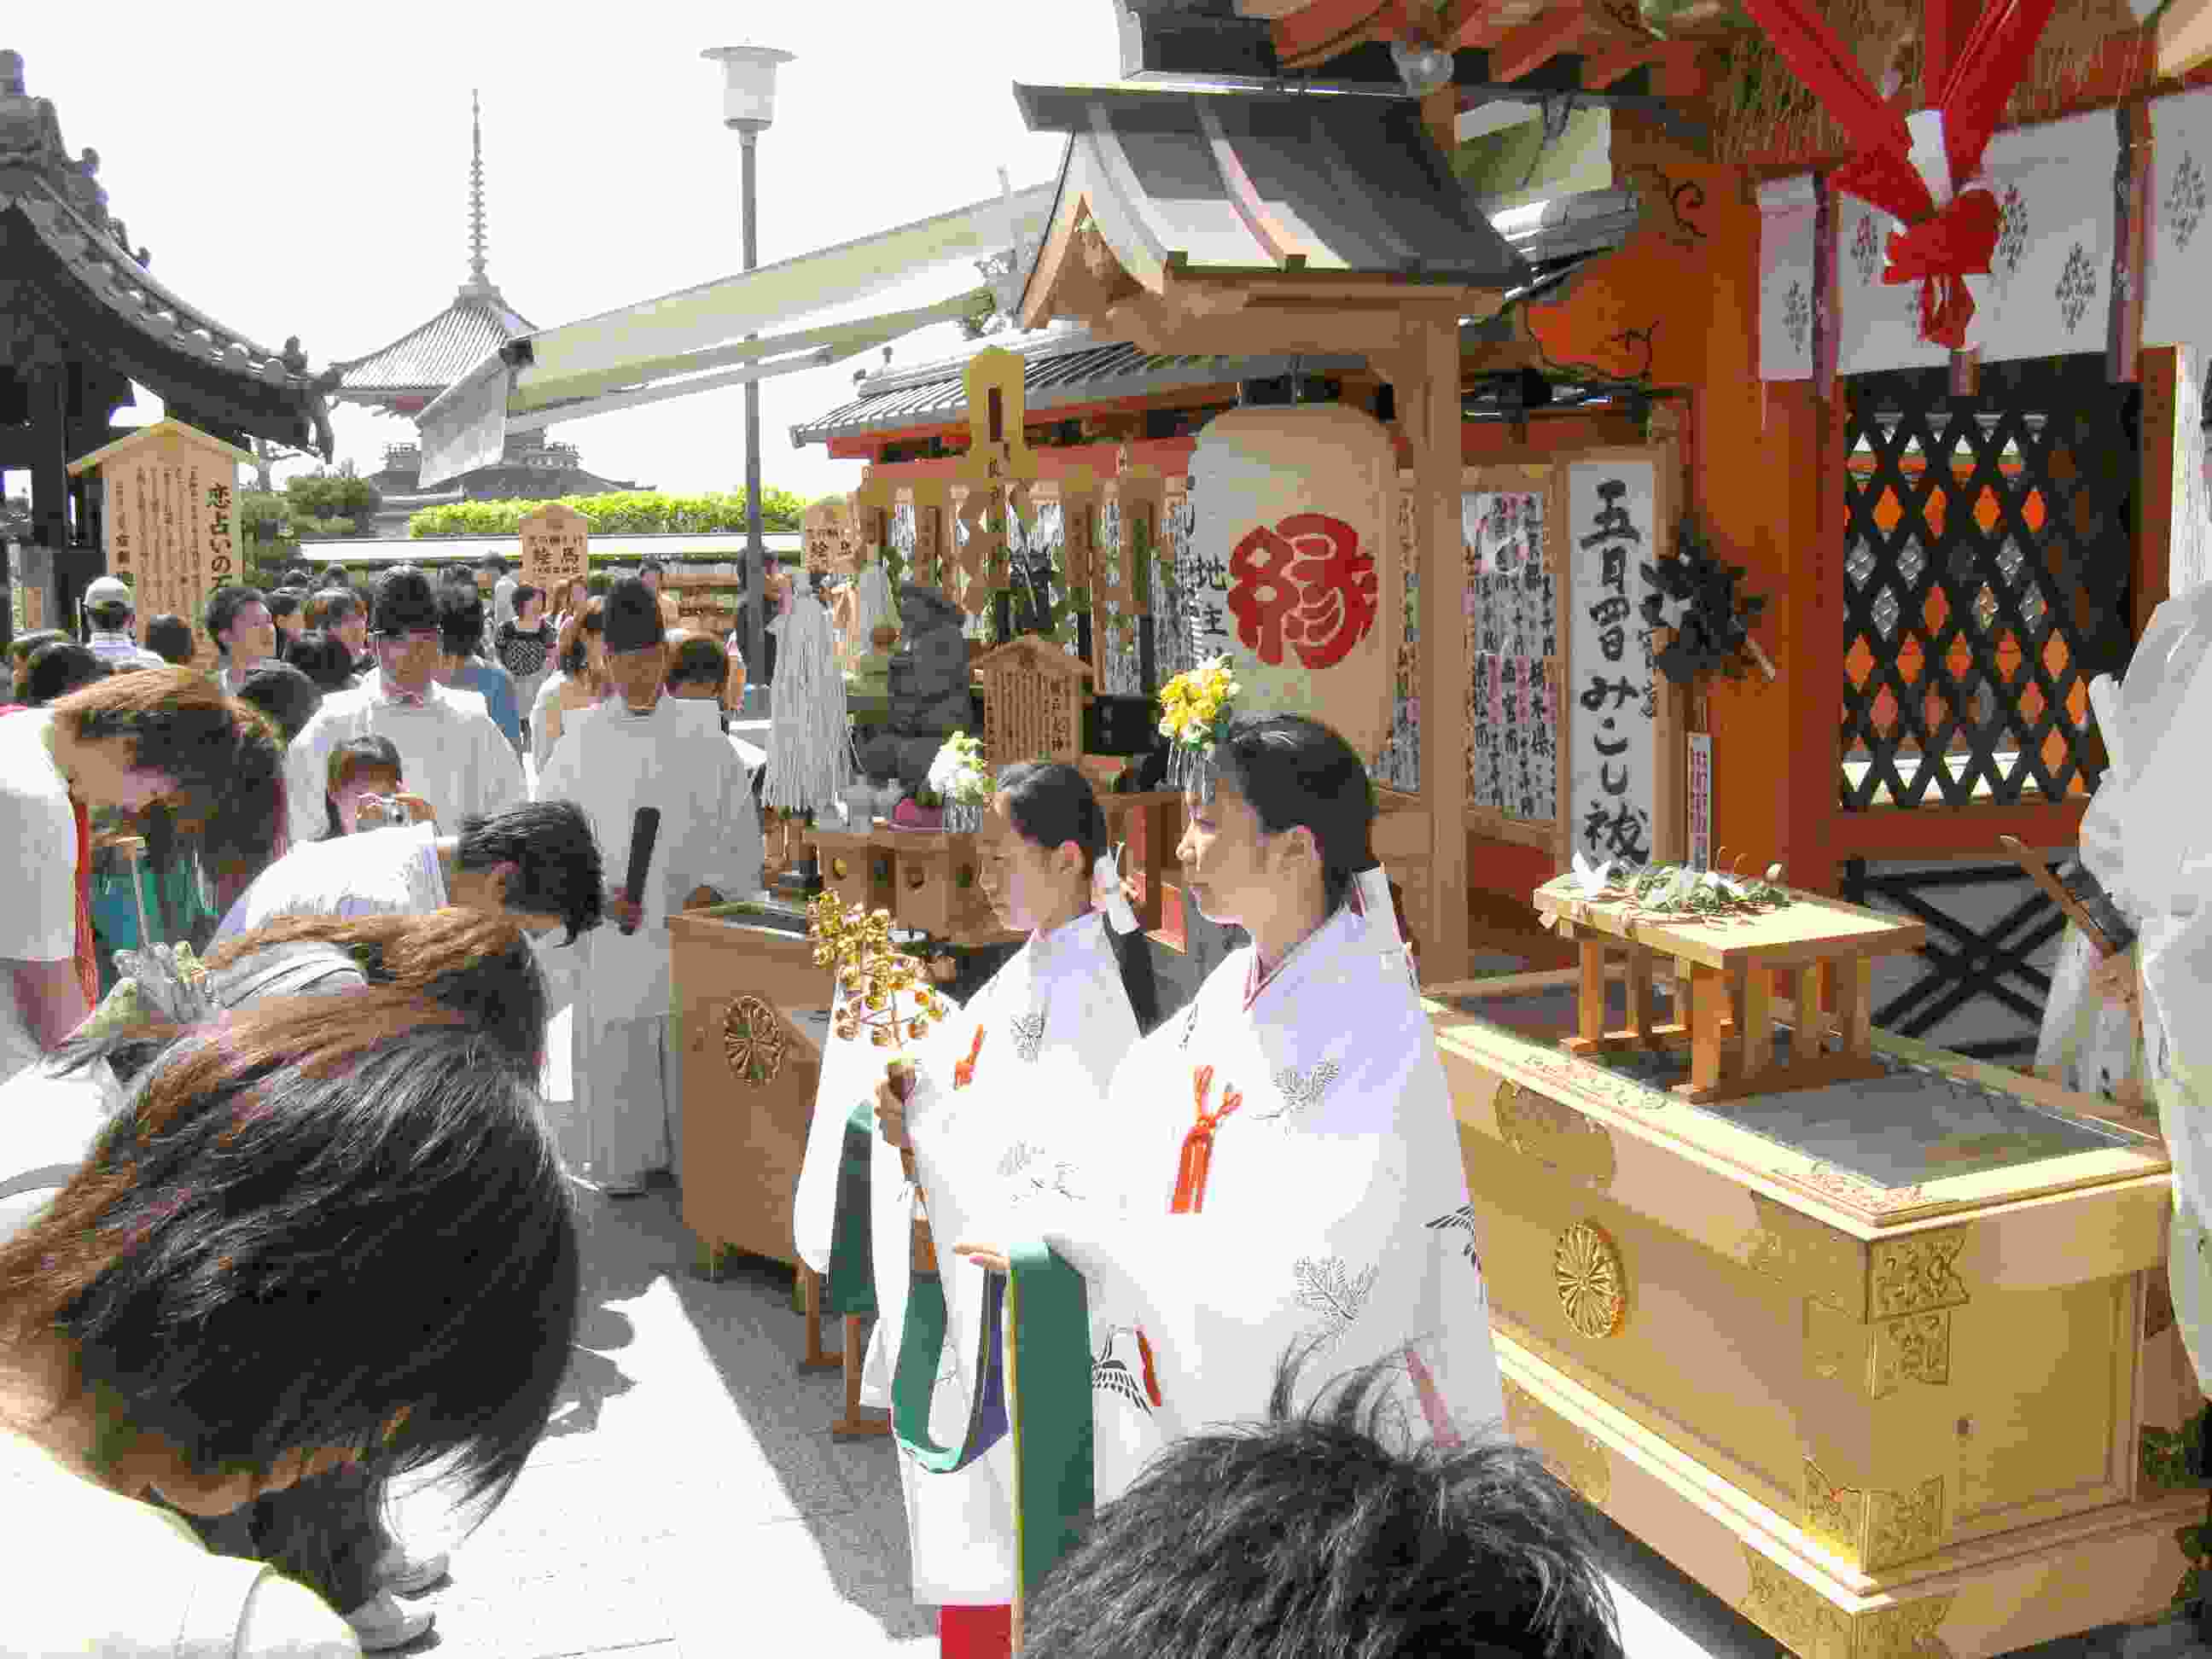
[1740,0,2059,348]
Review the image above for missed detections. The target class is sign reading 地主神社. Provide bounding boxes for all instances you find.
[67,419,252,670]
[1565,455,1669,866]
[1186,405,1401,763]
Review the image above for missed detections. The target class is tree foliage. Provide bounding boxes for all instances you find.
[284,473,381,537]
[407,488,810,538]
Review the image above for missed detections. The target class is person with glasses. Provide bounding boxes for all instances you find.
[279,568,526,853]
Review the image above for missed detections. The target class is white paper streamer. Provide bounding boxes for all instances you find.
[1093,846,1140,934]
[762,586,852,813]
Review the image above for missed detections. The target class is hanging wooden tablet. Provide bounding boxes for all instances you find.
[1057,468,1099,591]
[909,479,953,596]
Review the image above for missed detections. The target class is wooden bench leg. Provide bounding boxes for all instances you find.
[1578,939,1608,1045]
[1740,967,1773,1081]
[1688,964,1728,1095]
[797,1265,841,1371]
[830,1313,889,1439]
[1794,962,1827,1057]
[1836,957,1874,1060]
[1626,951,1654,1044]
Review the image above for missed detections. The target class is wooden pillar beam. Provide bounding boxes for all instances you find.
[1489,7,1590,83]
[1405,306,1471,981]
[2138,345,2179,637]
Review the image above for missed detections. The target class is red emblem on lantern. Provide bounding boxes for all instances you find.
[1225,512,1378,671]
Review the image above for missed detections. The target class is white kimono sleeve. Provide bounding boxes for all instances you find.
[283,717,340,850]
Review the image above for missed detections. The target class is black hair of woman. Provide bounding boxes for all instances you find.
[1209,713,1378,916]
[994,760,1161,1033]
[23,640,111,705]
[283,629,359,695]
[235,660,323,746]
[3,989,580,1529]
[141,615,195,667]
[322,734,405,839]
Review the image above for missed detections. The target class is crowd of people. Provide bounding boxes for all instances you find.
[0,558,1627,1659]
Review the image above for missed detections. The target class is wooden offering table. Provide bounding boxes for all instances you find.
[670,900,833,1278]
[1429,966,2204,1656]
[1531,876,1926,1104]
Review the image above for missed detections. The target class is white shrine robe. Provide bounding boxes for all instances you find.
[1023,898,1506,1506]
[864,911,1139,1607]
[534,698,761,1186]
[284,681,523,849]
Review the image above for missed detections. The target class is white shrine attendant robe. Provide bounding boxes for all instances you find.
[864,911,1139,1607]
[211,823,446,946]
[283,681,523,851]
[534,698,762,1186]
[1027,899,1506,1506]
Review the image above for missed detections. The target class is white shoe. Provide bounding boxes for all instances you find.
[377,1541,450,1595]
[346,1590,434,1651]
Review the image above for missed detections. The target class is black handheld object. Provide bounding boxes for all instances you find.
[620,806,662,934]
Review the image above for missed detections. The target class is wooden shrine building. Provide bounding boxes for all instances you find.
[0,48,336,635]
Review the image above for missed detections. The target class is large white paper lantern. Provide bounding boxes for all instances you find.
[1187,404,1400,764]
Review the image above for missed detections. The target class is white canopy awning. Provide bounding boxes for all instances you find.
[417,180,1056,487]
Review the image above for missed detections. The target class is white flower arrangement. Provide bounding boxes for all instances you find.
[926,730,993,806]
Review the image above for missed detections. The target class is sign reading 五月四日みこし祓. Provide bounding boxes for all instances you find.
[67,420,253,669]
[1187,405,1401,764]
[517,502,589,597]
[1563,450,1681,868]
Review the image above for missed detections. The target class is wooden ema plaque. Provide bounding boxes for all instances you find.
[1530,876,1927,1103]
[517,502,589,596]
[67,420,253,670]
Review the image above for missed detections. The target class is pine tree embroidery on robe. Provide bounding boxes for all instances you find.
[1294,1255,1379,1348]
[1264,1059,1342,1121]
[1093,1325,1163,1415]
[1008,1005,1048,1064]
[1425,1204,1483,1270]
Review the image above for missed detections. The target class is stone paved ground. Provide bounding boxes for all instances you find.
[374,1185,2211,1659]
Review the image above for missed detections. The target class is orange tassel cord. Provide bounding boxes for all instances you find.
[1170,1063,1243,1214]
[1136,1327,1164,1407]
[952,1025,987,1091]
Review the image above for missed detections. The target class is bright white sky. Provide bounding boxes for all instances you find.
[6,3,1122,501]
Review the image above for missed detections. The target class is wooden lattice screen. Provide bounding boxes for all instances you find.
[1840,358,2137,810]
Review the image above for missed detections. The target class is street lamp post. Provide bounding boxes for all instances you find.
[703,43,795,716]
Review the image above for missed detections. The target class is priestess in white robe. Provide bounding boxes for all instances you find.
[948,718,1506,1516]
[2074,582,2212,1388]
[864,775,1141,1611]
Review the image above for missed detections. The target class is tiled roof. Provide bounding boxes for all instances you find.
[329,292,536,400]
[790,326,1367,445]
[0,177,335,453]
[1014,83,1530,287]
[792,191,1636,449]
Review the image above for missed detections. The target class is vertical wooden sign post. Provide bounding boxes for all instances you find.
[954,346,1040,626]
[518,502,590,600]
[67,419,253,669]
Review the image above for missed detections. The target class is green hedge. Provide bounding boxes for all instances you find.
[407,489,811,538]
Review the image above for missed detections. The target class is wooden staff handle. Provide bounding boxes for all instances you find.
[2000,836,2126,960]
[888,1059,938,1274]
[114,835,154,948]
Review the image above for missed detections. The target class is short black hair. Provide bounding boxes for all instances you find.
[1209,713,1377,916]
[284,565,315,587]
[9,627,68,665]
[315,588,363,628]
[143,614,195,666]
[439,563,480,590]
[455,799,605,946]
[203,585,267,656]
[439,589,486,658]
[12,991,579,1531]
[283,630,359,695]
[509,584,543,614]
[666,632,728,692]
[320,562,351,587]
[235,660,323,745]
[638,558,666,578]
[265,587,305,622]
[1022,1344,1625,1659]
[323,735,405,838]
[24,640,110,705]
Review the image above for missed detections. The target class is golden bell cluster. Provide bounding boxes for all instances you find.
[806,894,949,1050]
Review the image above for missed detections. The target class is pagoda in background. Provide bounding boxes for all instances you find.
[329,91,647,538]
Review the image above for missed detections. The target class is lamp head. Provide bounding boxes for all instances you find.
[703,44,797,131]
[1390,38,1456,97]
